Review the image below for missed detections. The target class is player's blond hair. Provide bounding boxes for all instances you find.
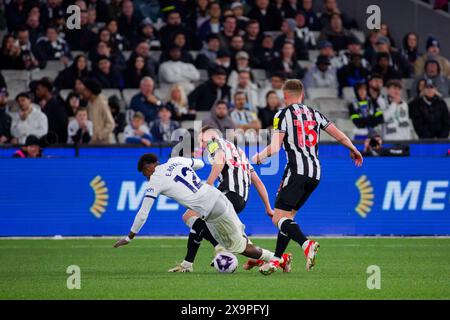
[282,79,304,97]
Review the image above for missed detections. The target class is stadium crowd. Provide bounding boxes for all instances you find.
[0,0,449,155]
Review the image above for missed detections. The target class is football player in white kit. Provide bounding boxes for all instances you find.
[113,153,276,266]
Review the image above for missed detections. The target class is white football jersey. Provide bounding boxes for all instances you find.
[144,157,222,217]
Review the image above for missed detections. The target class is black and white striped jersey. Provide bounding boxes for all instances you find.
[206,137,254,201]
[273,103,332,180]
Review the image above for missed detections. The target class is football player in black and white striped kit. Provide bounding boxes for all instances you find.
[169,126,291,273]
[249,79,363,275]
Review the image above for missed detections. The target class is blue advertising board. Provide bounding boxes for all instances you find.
[0,155,449,236]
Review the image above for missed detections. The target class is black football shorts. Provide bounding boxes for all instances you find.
[275,172,320,212]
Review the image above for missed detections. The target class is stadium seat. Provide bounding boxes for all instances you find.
[312,31,320,42]
[251,69,267,84]
[7,79,28,99]
[314,97,348,119]
[351,29,366,44]
[402,78,414,98]
[1,70,30,82]
[45,60,65,71]
[122,51,131,60]
[199,69,208,81]
[298,60,313,69]
[307,87,339,100]
[196,111,210,121]
[101,89,122,99]
[308,50,320,63]
[150,50,161,62]
[319,131,335,142]
[342,87,356,101]
[122,88,140,107]
[303,98,319,109]
[444,98,450,113]
[58,89,72,101]
[181,120,195,130]
[154,87,169,100]
[335,118,355,137]
[189,51,199,60]
[30,69,59,81]
[71,50,85,57]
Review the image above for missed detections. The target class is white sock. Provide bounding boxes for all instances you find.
[302,240,310,251]
[259,248,275,262]
[181,260,193,268]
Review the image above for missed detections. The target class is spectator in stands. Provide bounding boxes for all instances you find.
[337,53,369,95]
[259,72,286,107]
[91,55,123,89]
[25,12,44,46]
[54,55,90,91]
[414,36,450,78]
[274,18,309,60]
[159,31,194,64]
[0,34,25,69]
[383,79,412,140]
[123,55,153,89]
[400,32,421,66]
[411,59,450,98]
[108,96,126,143]
[67,107,93,144]
[87,0,112,23]
[34,78,68,144]
[188,67,231,111]
[129,77,162,123]
[371,52,402,83]
[231,2,249,30]
[348,82,384,140]
[33,25,71,68]
[300,0,322,31]
[158,45,200,94]
[230,70,259,112]
[165,84,196,121]
[282,0,301,18]
[293,11,317,49]
[248,0,283,31]
[89,41,126,73]
[304,55,338,90]
[65,10,97,51]
[363,30,380,66]
[271,41,305,79]
[379,23,396,48]
[259,90,281,129]
[11,92,48,144]
[228,51,252,87]
[203,100,236,135]
[373,35,412,78]
[243,20,262,54]
[367,73,388,111]
[64,92,82,118]
[195,33,221,70]
[5,0,31,32]
[106,19,125,52]
[80,79,115,144]
[150,105,180,143]
[197,1,222,42]
[159,10,198,51]
[409,79,449,139]
[87,7,99,34]
[127,41,157,80]
[0,88,12,144]
[319,0,357,30]
[317,40,341,69]
[254,33,277,70]
[186,0,210,33]
[12,135,42,158]
[318,13,354,52]
[124,111,152,146]
[337,36,369,69]
[117,0,140,50]
[230,91,261,143]
[39,0,65,28]
[16,27,39,70]
[218,16,240,52]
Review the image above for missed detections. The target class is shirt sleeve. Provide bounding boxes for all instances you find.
[273,109,287,132]
[130,181,159,234]
[170,156,205,171]
[316,110,332,130]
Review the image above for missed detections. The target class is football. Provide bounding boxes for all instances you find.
[213,252,238,273]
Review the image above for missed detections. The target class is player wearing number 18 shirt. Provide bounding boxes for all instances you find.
[250,79,364,275]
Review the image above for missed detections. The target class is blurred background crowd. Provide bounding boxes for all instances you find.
[0,0,449,157]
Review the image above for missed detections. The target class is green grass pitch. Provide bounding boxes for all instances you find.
[0,238,449,299]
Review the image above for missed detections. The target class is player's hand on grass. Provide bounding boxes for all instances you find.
[350,149,363,167]
[113,237,130,248]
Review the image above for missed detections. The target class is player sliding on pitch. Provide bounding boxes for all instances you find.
[248,79,363,275]
[168,126,291,273]
[113,154,277,269]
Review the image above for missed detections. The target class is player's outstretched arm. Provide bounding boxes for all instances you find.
[206,149,225,186]
[113,196,155,248]
[251,132,285,164]
[325,123,363,167]
[251,171,273,217]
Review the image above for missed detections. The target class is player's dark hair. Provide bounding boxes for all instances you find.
[137,153,158,172]
[201,125,218,134]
